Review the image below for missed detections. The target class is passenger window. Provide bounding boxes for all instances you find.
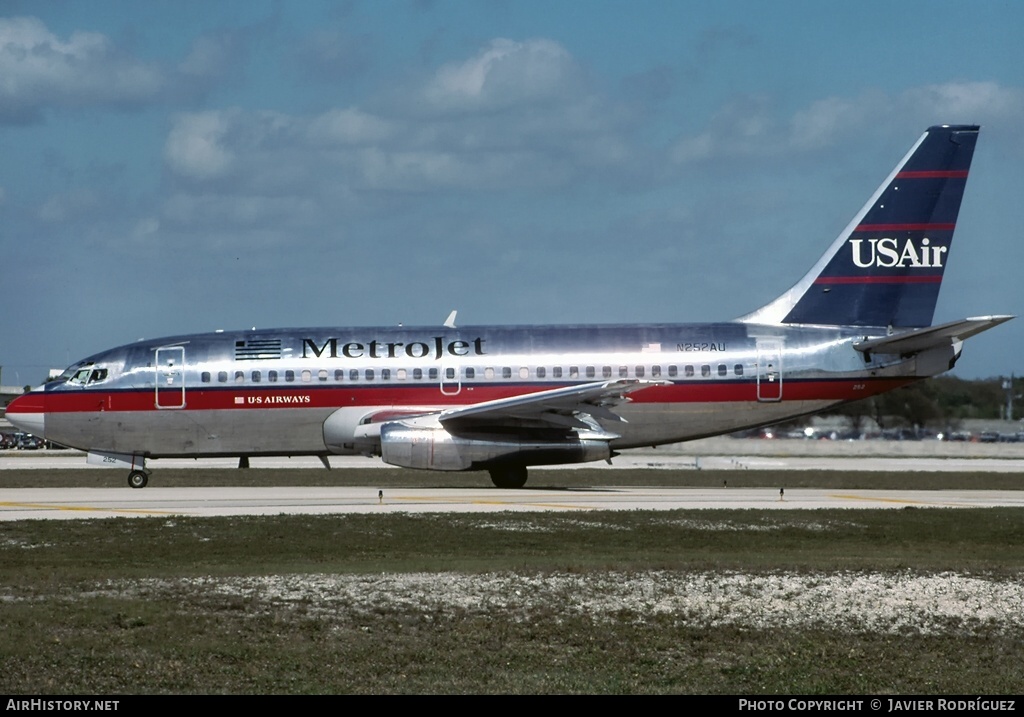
[302,369,312,383]
[619,366,628,378]
[701,365,711,377]
[503,367,512,379]
[519,367,529,379]
[684,365,694,377]
[570,366,580,379]
[201,372,211,383]
[235,371,245,383]
[536,367,545,379]
[602,366,611,378]
[734,364,744,376]
[413,368,423,380]
[445,367,456,379]
[465,367,475,379]
[269,371,279,383]
[586,366,595,378]
[428,368,438,380]
[218,371,228,383]
[334,369,344,381]
[553,367,563,378]
[718,364,727,377]
[668,365,678,378]
[319,369,328,382]
[397,368,407,380]
[350,369,359,381]
[651,365,661,377]
[484,367,495,379]
[635,366,645,378]
[252,371,261,383]
[285,370,295,382]
[381,369,390,381]
[365,369,374,381]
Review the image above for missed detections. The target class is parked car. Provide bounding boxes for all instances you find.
[15,433,42,450]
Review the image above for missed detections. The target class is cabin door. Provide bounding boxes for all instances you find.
[155,346,186,409]
[439,365,462,396]
[756,340,783,402]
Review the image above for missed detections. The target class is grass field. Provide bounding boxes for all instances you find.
[2,468,1024,694]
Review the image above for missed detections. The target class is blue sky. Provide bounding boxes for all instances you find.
[2,0,1022,385]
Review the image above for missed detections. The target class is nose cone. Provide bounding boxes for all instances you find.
[5,391,46,438]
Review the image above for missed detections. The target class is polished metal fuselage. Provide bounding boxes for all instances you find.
[34,321,931,462]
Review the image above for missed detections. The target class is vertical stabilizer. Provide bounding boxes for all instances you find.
[740,125,979,328]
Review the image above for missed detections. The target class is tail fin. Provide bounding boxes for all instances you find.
[740,125,979,328]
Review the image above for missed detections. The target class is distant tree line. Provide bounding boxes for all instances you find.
[829,375,1020,433]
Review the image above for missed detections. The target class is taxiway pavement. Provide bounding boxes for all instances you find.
[5,448,1024,473]
[2,485,1024,521]
[4,444,1024,520]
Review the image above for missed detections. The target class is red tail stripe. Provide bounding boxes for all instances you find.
[854,223,955,232]
[815,275,943,285]
[895,170,969,178]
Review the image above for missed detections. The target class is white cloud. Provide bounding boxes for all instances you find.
[671,81,1024,163]
[669,95,776,163]
[132,217,160,239]
[293,29,371,82]
[37,188,101,223]
[162,193,318,232]
[903,81,1024,121]
[179,33,236,79]
[421,38,580,112]
[161,38,629,195]
[305,108,398,146]
[164,111,236,180]
[787,95,872,151]
[0,16,163,121]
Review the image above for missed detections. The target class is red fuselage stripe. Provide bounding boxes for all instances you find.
[19,378,915,414]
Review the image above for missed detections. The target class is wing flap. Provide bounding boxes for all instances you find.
[439,379,669,431]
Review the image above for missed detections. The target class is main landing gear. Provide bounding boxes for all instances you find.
[488,465,528,489]
[127,470,150,489]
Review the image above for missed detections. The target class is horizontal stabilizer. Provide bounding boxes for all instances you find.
[853,315,1013,356]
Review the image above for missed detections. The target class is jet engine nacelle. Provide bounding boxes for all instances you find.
[379,422,612,472]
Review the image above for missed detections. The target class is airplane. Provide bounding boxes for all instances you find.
[5,124,1012,489]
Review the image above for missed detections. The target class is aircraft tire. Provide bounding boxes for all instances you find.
[489,465,528,489]
[128,471,149,489]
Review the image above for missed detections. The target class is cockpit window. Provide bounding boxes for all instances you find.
[66,366,109,385]
[70,368,92,384]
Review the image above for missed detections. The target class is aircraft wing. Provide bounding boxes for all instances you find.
[439,379,670,432]
[853,315,1014,357]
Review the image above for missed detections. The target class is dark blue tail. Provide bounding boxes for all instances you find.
[741,125,979,328]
